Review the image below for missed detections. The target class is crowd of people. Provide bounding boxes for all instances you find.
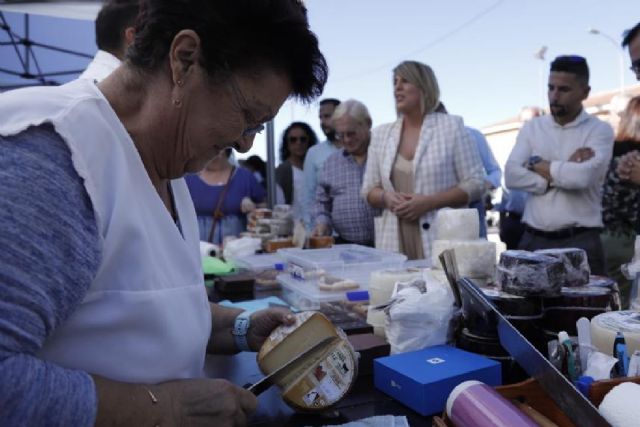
[1,0,640,425]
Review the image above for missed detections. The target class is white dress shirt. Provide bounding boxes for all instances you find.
[504,109,614,231]
[78,50,121,83]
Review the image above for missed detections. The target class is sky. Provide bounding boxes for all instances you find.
[1,1,638,163]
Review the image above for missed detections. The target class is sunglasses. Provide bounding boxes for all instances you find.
[631,59,640,74]
[287,136,309,143]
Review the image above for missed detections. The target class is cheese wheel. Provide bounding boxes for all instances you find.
[590,311,640,357]
[433,208,480,241]
[431,240,496,278]
[257,312,358,411]
[535,248,590,287]
[497,250,564,297]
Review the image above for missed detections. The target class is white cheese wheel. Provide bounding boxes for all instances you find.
[590,311,640,357]
[433,208,480,241]
[257,312,358,411]
[431,239,496,278]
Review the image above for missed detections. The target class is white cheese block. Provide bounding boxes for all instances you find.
[433,208,480,241]
[590,311,640,357]
[367,268,423,334]
[257,311,358,411]
[431,239,496,278]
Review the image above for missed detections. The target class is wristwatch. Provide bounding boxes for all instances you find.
[233,311,251,352]
[527,155,543,171]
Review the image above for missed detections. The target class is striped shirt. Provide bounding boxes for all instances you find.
[312,149,380,245]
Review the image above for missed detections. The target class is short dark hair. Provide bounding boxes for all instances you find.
[95,0,139,53]
[320,98,341,108]
[623,22,640,48]
[550,55,590,84]
[128,0,328,103]
[280,122,318,162]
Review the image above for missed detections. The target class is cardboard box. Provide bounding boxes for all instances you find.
[374,345,501,416]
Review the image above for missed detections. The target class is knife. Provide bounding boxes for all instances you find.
[245,336,338,396]
[457,278,610,427]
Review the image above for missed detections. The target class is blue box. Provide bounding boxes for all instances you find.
[374,345,501,416]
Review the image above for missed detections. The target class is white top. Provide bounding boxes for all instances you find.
[292,165,305,221]
[78,50,121,83]
[504,110,614,231]
[0,79,211,383]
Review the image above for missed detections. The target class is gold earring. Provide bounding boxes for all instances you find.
[173,98,182,107]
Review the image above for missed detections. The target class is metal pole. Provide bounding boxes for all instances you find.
[265,119,276,209]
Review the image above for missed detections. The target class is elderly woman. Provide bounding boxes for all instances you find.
[362,60,484,260]
[0,1,327,426]
[276,121,318,220]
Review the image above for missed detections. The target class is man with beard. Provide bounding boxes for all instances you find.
[623,22,640,82]
[302,98,341,229]
[504,55,614,274]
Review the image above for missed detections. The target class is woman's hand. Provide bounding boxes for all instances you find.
[618,151,640,184]
[159,378,257,427]
[247,308,295,352]
[312,223,329,236]
[240,197,256,214]
[394,193,433,221]
[383,190,408,211]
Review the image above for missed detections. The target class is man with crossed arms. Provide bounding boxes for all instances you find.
[505,55,614,274]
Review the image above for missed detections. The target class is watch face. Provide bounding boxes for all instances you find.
[528,155,542,168]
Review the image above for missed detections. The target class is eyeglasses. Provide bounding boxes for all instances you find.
[227,72,266,137]
[287,136,309,144]
[335,130,358,141]
[631,59,640,74]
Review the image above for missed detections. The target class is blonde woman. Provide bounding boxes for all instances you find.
[362,60,484,260]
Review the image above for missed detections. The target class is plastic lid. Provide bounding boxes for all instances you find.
[346,290,369,301]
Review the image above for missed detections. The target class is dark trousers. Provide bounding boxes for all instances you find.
[518,228,605,276]
[499,212,526,250]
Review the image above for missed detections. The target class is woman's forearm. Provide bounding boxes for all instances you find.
[366,187,385,209]
[207,303,244,354]
[425,186,469,212]
[93,375,170,427]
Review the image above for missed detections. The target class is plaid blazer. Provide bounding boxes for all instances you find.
[362,113,485,262]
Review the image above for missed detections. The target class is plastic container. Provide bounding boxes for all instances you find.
[278,273,359,310]
[278,244,406,285]
[232,253,285,273]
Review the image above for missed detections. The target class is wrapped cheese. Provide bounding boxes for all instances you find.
[535,248,590,287]
[431,240,496,278]
[257,312,358,411]
[497,250,565,297]
[433,208,480,241]
[367,268,423,337]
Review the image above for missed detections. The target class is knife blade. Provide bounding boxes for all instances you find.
[245,336,337,396]
[457,278,610,427]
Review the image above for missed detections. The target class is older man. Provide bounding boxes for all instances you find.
[312,100,379,246]
[505,56,614,274]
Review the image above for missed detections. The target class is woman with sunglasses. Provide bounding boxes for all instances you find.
[0,1,327,425]
[276,122,318,221]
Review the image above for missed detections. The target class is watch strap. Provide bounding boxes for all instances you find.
[233,311,251,352]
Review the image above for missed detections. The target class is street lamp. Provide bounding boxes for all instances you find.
[533,46,547,107]
[588,27,625,96]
